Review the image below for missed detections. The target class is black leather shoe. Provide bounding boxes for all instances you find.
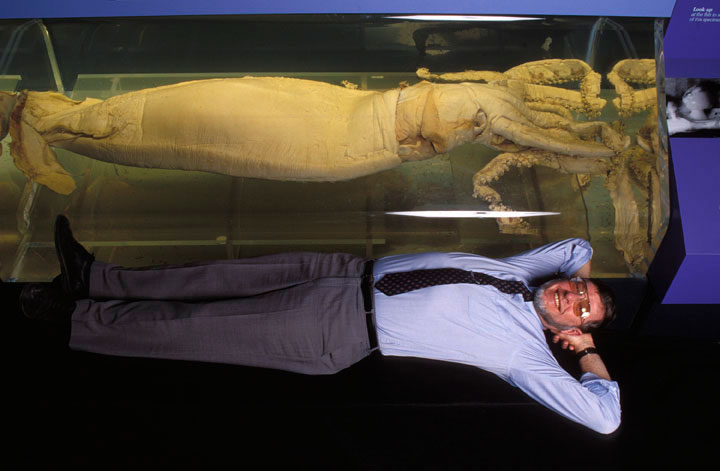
[20,282,76,323]
[54,215,94,300]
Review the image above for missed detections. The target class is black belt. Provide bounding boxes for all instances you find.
[361,260,378,349]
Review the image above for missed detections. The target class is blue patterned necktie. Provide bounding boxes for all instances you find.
[374,268,533,302]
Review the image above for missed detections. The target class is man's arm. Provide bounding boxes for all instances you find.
[553,332,611,381]
[500,238,593,282]
[509,340,621,434]
[572,260,592,279]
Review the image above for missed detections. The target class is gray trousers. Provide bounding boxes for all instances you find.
[70,252,374,374]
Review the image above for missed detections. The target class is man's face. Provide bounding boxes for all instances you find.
[682,86,711,111]
[533,279,605,333]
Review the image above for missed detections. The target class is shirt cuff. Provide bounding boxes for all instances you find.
[580,372,620,396]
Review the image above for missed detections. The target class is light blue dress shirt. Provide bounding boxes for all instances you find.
[373,238,621,434]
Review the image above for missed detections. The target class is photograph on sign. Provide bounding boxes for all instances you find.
[666,77,720,137]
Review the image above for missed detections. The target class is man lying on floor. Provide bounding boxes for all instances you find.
[20,215,620,434]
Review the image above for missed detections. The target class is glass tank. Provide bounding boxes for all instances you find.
[0,15,667,282]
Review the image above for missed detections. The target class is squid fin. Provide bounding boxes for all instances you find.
[8,95,76,194]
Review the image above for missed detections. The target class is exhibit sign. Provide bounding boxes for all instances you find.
[650,0,720,303]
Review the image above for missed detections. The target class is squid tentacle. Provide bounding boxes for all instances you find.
[471,150,558,234]
[607,59,657,117]
[488,116,621,158]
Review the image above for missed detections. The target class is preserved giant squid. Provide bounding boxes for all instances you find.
[0,69,626,200]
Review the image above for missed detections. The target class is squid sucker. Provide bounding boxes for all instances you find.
[0,74,626,196]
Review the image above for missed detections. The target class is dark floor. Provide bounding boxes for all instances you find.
[5,280,719,470]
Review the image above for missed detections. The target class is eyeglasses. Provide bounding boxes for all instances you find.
[569,278,591,319]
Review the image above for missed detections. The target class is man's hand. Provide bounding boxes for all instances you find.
[667,116,694,135]
[552,332,611,381]
[552,332,595,352]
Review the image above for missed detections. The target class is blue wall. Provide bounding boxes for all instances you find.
[1,1,676,20]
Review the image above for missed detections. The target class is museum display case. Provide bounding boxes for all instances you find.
[0,14,667,281]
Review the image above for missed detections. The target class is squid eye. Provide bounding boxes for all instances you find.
[474,110,488,135]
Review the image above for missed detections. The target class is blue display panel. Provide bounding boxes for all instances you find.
[0,0,676,20]
[650,0,720,303]
[661,141,720,303]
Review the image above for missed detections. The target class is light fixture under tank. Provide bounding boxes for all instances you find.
[386,211,560,219]
[385,15,545,22]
